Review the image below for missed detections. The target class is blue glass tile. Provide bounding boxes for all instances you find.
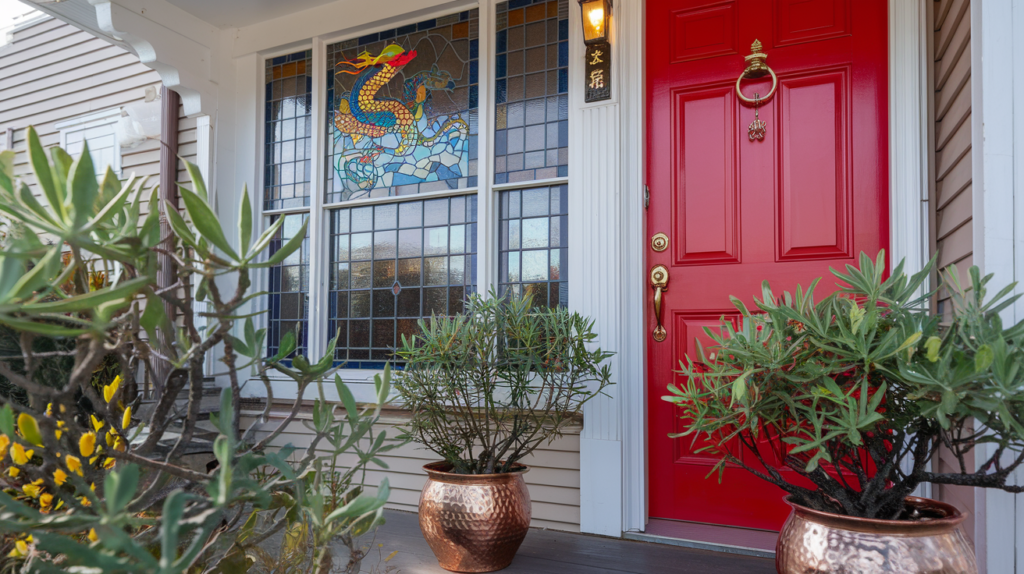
[497,30,507,53]
[469,85,478,109]
[470,39,479,59]
[495,130,507,155]
[358,32,379,44]
[265,102,272,120]
[558,19,568,41]
[470,60,479,84]
[461,10,470,20]
[557,68,568,93]
[305,76,312,93]
[558,120,568,147]
[496,173,509,184]
[418,19,436,31]
[557,165,568,178]
[558,41,568,67]
[496,79,507,104]
[468,176,478,187]
[379,28,396,40]
[510,0,530,8]
[497,54,507,78]
[272,55,286,65]
[265,83,272,99]
[468,135,478,160]
[397,23,417,34]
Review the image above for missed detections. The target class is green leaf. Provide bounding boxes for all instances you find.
[26,126,64,222]
[239,184,252,259]
[106,463,140,514]
[0,404,14,436]
[848,299,866,335]
[975,344,994,373]
[254,218,308,268]
[268,330,296,362]
[160,490,186,569]
[925,336,942,362]
[8,246,60,300]
[731,370,752,405]
[140,292,169,345]
[18,276,149,314]
[336,374,359,425]
[68,140,99,226]
[180,186,239,261]
[182,159,208,200]
[218,386,235,439]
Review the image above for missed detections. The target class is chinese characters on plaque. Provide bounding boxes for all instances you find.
[584,42,611,103]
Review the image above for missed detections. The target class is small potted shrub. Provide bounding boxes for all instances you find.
[394,292,613,572]
[664,252,1024,573]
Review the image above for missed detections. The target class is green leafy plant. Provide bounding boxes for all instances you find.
[0,126,397,573]
[393,291,614,474]
[664,251,1024,519]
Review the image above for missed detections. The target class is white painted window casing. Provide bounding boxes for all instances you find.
[55,108,122,177]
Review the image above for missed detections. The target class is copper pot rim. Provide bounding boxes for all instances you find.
[422,460,530,483]
[784,495,967,535]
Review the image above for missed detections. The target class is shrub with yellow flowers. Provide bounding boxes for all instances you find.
[0,128,400,574]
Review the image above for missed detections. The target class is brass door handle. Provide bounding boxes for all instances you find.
[650,265,669,342]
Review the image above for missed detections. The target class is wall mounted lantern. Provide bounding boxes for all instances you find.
[579,0,611,102]
[579,0,611,44]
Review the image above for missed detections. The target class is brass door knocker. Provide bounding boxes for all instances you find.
[736,40,777,141]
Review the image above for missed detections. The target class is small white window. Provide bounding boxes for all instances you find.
[55,108,123,177]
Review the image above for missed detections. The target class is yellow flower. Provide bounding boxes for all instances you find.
[103,457,115,470]
[39,492,54,514]
[46,403,53,417]
[54,468,68,486]
[7,466,20,478]
[17,413,42,446]
[88,528,98,542]
[66,455,83,476]
[113,437,126,452]
[11,443,33,465]
[0,434,9,460]
[80,495,91,507]
[90,414,104,432]
[79,432,96,457]
[22,481,42,498]
[7,539,27,558]
[103,375,122,403]
[105,430,115,448]
[122,406,132,430]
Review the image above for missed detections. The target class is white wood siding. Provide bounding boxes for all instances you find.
[241,410,583,532]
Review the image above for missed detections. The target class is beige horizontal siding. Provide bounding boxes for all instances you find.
[241,409,583,532]
[931,0,975,543]
[0,17,195,218]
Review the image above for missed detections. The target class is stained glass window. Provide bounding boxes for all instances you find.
[266,213,310,360]
[494,0,569,184]
[264,50,313,210]
[328,196,478,368]
[324,11,480,203]
[499,185,567,307]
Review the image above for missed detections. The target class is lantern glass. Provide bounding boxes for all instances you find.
[580,0,610,44]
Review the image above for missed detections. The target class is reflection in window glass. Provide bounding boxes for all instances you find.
[264,50,313,210]
[266,213,310,360]
[494,0,569,184]
[328,196,478,368]
[325,11,480,203]
[499,185,567,307]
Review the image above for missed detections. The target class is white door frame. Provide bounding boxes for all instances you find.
[606,0,931,536]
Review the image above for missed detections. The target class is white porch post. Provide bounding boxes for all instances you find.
[571,0,646,537]
[972,1,1024,573]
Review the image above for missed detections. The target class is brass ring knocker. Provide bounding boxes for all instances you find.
[735,39,778,104]
[736,39,775,141]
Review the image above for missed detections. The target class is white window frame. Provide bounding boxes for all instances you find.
[54,108,123,177]
[252,0,571,404]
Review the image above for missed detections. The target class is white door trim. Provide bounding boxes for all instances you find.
[610,0,931,536]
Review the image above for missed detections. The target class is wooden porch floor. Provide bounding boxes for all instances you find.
[362,510,776,573]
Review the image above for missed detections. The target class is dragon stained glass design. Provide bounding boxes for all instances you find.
[326,11,479,202]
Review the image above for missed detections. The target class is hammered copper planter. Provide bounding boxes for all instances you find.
[776,495,977,574]
[418,461,531,573]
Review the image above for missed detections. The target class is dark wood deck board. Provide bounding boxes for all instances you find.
[367,510,776,573]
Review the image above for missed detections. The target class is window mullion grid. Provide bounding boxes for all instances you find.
[307,35,329,364]
[477,0,496,296]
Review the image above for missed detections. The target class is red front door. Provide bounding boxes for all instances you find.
[646,0,889,530]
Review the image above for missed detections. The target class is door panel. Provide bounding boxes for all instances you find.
[646,0,888,530]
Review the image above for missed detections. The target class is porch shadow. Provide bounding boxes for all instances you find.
[359,509,776,573]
